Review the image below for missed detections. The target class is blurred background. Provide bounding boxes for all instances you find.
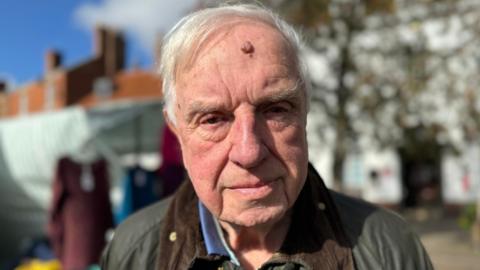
[0,0,479,269]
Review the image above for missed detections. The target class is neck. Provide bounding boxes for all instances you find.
[219,211,292,270]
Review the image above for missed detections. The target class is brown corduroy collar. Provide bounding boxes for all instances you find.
[156,164,355,270]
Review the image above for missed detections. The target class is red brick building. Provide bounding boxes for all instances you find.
[0,27,162,118]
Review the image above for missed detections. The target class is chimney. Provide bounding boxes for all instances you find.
[45,50,62,73]
[0,81,6,93]
[94,25,125,77]
[95,25,108,56]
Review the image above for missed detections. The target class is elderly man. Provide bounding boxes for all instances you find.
[101,3,433,270]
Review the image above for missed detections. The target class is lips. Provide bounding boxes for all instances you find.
[230,179,275,189]
[226,178,279,197]
[228,176,279,188]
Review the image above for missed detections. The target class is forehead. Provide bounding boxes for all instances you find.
[176,19,296,78]
[172,19,304,121]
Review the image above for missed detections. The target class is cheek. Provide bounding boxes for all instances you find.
[181,138,231,216]
[271,124,308,196]
[180,134,230,190]
[273,123,308,165]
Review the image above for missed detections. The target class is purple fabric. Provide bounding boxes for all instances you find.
[160,125,183,166]
[47,157,113,270]
[158,126,185,197]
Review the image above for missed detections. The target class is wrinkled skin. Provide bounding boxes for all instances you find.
[170,21,309,230]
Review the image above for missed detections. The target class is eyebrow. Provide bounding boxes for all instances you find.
[183,80,303,122]
[254,80,303,107]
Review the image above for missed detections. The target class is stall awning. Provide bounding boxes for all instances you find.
[0,99,164,263]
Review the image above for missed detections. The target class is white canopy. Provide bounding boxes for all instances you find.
[0,99,164,264]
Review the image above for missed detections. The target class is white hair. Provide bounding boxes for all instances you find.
[158,2,310,124]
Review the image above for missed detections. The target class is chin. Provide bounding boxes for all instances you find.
[222,205,287,228]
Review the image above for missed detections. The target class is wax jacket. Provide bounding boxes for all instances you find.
[101,165,433,270]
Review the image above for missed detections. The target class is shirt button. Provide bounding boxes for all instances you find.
[169,231,177,242]
[317,202,326,210]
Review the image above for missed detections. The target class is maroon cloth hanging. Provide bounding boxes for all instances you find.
[160,125,182,166]
[47,157,113,270]
[158,125,185,197]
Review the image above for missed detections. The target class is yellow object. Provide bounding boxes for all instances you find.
[169,231,177,242]
[15,259,62,270]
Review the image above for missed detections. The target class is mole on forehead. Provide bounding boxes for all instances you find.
[181,22,287,73]
[241,41,255,54]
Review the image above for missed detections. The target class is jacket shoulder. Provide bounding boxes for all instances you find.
[331,192,433,270]
[101,197,173,270]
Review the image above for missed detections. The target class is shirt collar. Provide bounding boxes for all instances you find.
[198,201,240,265]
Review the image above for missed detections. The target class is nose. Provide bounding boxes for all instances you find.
[228,112,268,169]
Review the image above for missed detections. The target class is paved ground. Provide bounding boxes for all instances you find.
[402,208,480,270]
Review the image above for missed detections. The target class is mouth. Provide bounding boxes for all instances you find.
[227,178,280,197]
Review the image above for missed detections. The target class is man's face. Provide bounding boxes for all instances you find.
[171,21,308,227]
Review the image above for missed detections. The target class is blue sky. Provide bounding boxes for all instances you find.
[0,0,196,90]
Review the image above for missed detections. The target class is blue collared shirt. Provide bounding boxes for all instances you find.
[198,201,240,265]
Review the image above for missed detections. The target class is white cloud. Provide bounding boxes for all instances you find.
[75,0,198,53]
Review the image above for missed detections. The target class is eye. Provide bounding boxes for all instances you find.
[200,114,228,126]
[266,105,288,114]
[264,102,292,115]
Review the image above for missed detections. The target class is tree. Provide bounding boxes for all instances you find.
[262,0,396,190]
[262,0,480,192]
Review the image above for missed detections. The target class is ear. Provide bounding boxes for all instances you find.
[163,109,178,137]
